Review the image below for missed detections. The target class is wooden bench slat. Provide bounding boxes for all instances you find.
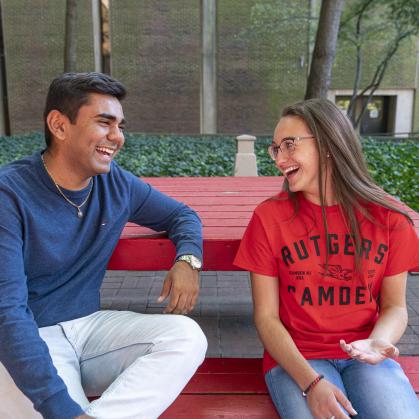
[179,204,262,212]
[196,358,262,373]
[158,191,278,197]
[196,212,257,219]
[160,394,278,418]
[144,176,281,186]
[184,373,267,394]
[125,218,253,228]
[187,358,419,395]
[167,197,269,205]
[200,357,419,374]
[120,226,249,239]
[108,239,242,271]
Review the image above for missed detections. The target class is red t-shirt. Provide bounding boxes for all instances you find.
[234,192,419,374]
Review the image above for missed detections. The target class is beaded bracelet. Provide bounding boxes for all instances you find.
[302,374,324,397]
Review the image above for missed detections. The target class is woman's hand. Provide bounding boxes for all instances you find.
[307,379,357,419]
[340,338,399,365]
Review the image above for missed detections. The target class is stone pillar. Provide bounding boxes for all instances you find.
[234,134,258,176]
[0,58,7,136]
[92,0,102,72]
[200,0,217,134]
[0,3,8,135]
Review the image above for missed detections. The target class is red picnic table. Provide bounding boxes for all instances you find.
[108,176,284,271]
[108,176,419,272]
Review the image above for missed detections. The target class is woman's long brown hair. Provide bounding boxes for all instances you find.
[280,98,412,273]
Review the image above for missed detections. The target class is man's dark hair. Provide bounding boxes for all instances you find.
[43,72,127,147]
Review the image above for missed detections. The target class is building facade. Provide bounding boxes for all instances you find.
[0,0,418,136]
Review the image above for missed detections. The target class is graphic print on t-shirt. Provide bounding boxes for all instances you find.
[278,227,390,309]
[319,264,352,281]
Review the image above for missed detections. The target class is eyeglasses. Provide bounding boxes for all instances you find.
[268,136,315,160]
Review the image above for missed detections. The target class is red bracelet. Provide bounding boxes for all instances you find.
[302,374,324,397]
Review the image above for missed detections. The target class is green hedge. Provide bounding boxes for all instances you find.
[0,133,417,211]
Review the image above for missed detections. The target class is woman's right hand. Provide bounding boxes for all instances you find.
[307,379,357,419]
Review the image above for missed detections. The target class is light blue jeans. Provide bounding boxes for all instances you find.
[265,358,419,419]
[0,310,207,419]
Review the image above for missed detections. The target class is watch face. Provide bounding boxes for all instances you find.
[179,255,202,270]
[190,255,202,269]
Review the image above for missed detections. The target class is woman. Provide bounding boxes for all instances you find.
[234,99,419,419]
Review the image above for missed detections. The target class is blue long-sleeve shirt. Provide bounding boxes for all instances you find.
[0,151,202,418]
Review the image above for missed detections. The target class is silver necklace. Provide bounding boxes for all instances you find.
[41,153,94,218]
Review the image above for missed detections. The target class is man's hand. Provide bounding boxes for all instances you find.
[340,338,399,365]
[158,261,199,314]
[75,415,94,418]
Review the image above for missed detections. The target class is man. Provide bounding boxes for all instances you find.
[0,72,207,419]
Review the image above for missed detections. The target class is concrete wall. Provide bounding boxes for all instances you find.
[2,0,95,134]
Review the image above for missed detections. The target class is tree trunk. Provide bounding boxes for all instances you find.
[64,0,78,72]
[305,0,344,99]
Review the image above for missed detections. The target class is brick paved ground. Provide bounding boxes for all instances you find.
[101,271,419,357]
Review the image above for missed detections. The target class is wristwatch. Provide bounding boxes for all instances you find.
[175,254,202,271]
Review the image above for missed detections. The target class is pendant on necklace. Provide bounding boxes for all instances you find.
[77,209,83,218]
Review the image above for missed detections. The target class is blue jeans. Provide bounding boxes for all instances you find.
[265,358,419,419]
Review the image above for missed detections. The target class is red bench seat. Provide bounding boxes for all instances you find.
[160,357,419,418]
